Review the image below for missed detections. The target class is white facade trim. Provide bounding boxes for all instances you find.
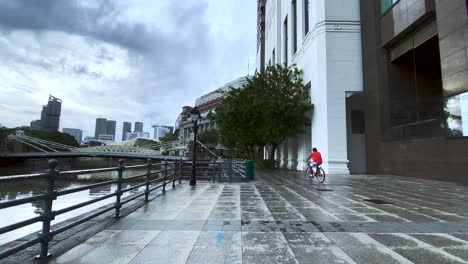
[259,0,364,175]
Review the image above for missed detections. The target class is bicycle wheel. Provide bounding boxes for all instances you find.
[316,168,326,183]
[305,167,313,181]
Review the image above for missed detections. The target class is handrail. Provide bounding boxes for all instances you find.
[0,158,184,260]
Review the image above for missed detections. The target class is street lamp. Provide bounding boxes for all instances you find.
[190,106,201,186]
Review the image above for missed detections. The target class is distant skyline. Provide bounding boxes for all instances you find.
[0,0,256,138]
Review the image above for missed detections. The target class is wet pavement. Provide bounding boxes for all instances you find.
[51,170,468,263]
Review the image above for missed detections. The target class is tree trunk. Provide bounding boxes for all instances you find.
[268,143,277,160]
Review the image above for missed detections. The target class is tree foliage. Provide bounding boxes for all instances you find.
[159,133,178,142]
[215,64,311,160]
[198,129,219,146]
[0,127,80,150]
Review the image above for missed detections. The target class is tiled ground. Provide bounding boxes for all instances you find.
[51,171,468,264]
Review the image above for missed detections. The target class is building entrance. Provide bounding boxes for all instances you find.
[346,92,367,174]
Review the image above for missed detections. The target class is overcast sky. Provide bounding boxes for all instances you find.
[0,0,256,140]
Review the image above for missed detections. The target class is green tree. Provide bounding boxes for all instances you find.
[198,129,219,146]
[215,64,311,160]
[159,133,178,142]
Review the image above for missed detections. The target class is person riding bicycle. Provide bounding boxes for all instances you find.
[307,148,322,175]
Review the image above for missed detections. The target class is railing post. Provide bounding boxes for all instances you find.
[145,159,151,202]
[114,159,125,218]
[172,160,176,188]
[178,159,183,184]
[36,159,58,259]
[162,159,168,193]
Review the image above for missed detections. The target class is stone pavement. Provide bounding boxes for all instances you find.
[50,171,468,264]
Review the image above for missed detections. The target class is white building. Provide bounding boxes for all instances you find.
[62,128,83,144]
[97,134,115,142]
[257,0,364,174]
[126,132,150,141]
[153,125,170,140]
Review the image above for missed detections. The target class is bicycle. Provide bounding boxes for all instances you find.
[305,161,326,183]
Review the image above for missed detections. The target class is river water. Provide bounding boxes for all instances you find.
[0,169,152,246]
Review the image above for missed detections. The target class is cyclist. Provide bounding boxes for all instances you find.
[307,148,322,175]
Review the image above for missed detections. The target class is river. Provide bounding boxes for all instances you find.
[0,167,153,246]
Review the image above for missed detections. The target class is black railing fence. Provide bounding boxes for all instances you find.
[179,159,247,182]
[0,158,183,260]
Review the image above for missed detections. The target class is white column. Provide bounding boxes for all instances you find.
[280,140,289,169]
[287,137,298,170]
[276,143,282,168]
[296,127,310,171]
[325,92,350,174]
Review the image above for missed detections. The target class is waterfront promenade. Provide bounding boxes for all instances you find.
[7,170,468,263]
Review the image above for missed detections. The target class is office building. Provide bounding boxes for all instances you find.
[153,125,170,140]
[95,118,107,139]
[122,122,132,141]
[106,120,116,139]
[63,128,83,144]
[97,134,115,142]
[359,0,468,181]
[30,95,62,132]
[256,0,363,174]
[126,132,150,141]
[134,122,143,133]
[30,120,42,131]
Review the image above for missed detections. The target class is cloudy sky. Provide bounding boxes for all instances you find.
[0,0,256,140]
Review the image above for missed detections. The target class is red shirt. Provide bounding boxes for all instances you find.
[308,151,323,164]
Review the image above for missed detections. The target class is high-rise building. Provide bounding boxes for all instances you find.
[122,122,132,141]
[63,128,83,144]
[153,125,170,140]
[41,95,62,132]
[161,126,174,134]
[106,120,116,139]
[30,120,42,131]
[30,95,62,132]
[134,122,143,133]
[95,118,107,139]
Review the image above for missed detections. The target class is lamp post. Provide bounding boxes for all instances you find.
[190,107,201,186]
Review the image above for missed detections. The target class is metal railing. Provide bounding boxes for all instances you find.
[0,158,183,260]
[181,159,247,182]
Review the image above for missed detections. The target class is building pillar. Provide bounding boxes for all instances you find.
[312,92,350,175]
[296,126,310,171]
[276,143,282,167]
[287,137,298,169]
[280,140,289,169]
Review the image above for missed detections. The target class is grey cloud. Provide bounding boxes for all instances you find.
[0,0,256,136]
[0,0,169,53]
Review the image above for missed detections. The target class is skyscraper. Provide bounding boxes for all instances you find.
[63,128,83,144]
[122,122,132,141]
[106,120,116,139]
[134,122,143,133]
[30,95,62,132]
[95,118,107,139]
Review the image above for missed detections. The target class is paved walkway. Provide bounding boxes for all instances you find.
[51,171,468,264]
